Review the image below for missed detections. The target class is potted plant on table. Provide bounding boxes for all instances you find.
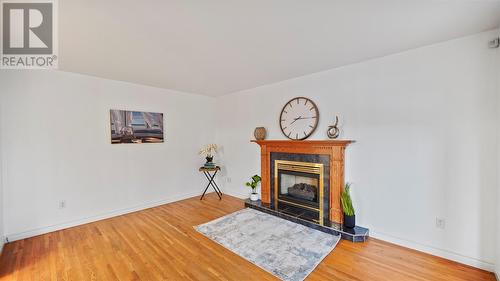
[199,144,218,167]
[341,182,356,228]
[245,175,261,201]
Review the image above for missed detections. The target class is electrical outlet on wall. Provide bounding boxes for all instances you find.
[435,218,445,229]
[59,200,66,209]
[226,177,231,183]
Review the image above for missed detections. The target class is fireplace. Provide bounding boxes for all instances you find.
[252,140,353,224]
[274,160,325,225]
[248,140,370,242]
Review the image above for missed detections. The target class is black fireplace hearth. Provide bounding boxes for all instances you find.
[245,199,369,242]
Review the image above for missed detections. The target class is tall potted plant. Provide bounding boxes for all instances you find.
[341,182,356,228]
[245,175,261,201]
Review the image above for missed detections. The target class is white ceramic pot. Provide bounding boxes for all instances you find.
[250,193,259,201]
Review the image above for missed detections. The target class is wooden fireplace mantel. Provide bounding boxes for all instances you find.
[251,139,354,223]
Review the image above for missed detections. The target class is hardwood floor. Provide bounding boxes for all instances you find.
[0,193,495,281]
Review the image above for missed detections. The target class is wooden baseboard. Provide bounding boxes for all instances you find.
[5,191,202,242]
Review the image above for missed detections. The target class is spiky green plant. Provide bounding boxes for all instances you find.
[245,175,261,194]
[341,183,355,216]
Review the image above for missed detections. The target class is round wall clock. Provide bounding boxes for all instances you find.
[279,97,319,140]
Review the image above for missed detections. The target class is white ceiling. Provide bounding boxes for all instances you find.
[59,0,500,96]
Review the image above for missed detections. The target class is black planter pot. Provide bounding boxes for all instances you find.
[344,214,356,229]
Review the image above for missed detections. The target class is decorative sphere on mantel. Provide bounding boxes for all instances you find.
[254,127,267,140]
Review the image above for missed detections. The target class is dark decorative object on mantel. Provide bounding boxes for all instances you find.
[254,127,267,140]
[327,116,340,139]
[341,183,356,228]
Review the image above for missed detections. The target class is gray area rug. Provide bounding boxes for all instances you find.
[195,208,340,281]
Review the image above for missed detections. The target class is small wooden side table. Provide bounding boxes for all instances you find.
[199,166,222,200]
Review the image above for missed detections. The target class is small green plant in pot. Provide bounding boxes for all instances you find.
[341,183,356,228]
[245,175,261,201]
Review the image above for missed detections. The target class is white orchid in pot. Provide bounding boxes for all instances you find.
[199,144,218,165]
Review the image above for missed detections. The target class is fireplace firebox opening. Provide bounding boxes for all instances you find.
[274,160,324,225]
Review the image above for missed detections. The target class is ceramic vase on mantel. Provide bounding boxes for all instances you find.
[254,127,267,140]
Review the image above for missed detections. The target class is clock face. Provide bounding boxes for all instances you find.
[279,97,319,140]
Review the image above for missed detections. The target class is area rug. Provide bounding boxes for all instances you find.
[195,208,340,281]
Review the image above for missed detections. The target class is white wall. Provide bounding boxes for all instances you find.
[496,27,500,280]
[0,70,215,240]
[0,103,4,251]
[215,30,499,271]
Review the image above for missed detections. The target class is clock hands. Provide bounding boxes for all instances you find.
[289,116,302,125]
[289,116,316,125]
